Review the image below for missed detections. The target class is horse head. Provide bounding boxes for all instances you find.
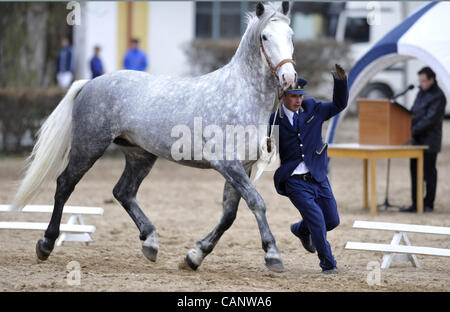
[256,1,297,91]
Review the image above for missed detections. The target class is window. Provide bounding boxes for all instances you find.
[195,2,347,40]
[196,2,213,38]
[291,2,345,40]
[345,17,370,43]
[219,2,241,38]
[195,2,258,39]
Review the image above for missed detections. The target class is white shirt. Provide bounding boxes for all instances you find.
[282,104,309,175]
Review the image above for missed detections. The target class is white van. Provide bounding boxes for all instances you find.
[338,1,449,115]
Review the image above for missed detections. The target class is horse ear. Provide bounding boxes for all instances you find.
[256,2,265,18]
[281,1,290,15]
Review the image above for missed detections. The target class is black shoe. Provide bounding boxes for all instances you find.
[290,224,316,253]
[399,205,417,213]
[424,206,434,212]
[322,267,339,275]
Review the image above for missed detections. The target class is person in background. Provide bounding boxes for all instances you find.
[56,37,74,88]
[123,38,148,71]
[400,66,447,213]
[90,46,104,79]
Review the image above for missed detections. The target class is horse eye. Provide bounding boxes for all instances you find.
[262,35,268,41]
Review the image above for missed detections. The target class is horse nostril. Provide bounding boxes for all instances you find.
[282,74,285,82]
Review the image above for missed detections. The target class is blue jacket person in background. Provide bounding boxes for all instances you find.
[56,37,74,88]
[90,46,104,79]
[269,64,348,274]
[123,38,148,71]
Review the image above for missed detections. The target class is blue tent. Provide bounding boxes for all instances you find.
[326,1,450,144]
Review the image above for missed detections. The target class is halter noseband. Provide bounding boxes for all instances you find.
[259,37,296,83]
[260,36,296,143]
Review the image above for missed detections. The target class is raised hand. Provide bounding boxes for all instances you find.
[331,64,347,80]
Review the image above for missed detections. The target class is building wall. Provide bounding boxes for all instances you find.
[148,1,195,76]
[75,1,194,79]
[78,2,118,79]
[117,2,149,70]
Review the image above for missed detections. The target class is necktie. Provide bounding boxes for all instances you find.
[293,111,299,131]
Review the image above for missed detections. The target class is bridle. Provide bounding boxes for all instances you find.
[254,13,298,171]
[259,36,296,84]
[259,36,296,150]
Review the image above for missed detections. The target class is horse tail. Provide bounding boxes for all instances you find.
[10,79,90,211]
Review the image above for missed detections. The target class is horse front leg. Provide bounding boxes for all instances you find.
[210,161,284,272]
[184,167,249,271]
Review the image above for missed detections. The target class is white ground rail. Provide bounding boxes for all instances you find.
[345,220,450,268]
[0,205,104,246]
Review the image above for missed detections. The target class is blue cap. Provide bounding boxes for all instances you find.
[285,77,307,95]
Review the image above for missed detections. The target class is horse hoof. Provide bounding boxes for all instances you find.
[185,248,203,271]
[36,239,53,261]
[177,257,193,271]
[142,232,159,262]
[142,245,158,262]
[264,256,285,273]
[185,254,199,271]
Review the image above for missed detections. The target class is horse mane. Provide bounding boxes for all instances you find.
[232,2,291,62]
[245,2,290,38]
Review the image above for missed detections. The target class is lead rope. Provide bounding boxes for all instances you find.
[268,85,283,147]
[253,86,283,183]
[253,35,294,183]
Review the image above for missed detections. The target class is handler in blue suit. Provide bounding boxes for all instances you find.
[269,64,348,274]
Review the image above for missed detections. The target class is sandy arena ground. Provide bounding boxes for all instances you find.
[0,117,449,292]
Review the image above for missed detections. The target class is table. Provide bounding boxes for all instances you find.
[327,143,428,216]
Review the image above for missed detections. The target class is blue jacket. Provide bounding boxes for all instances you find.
[269,77,348,196]
[123,48,148,71]
[56,46,73,73]
[90,56,104,78]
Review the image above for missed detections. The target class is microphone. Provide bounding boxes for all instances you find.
[390,84,415,102]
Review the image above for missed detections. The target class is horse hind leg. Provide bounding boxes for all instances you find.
[212,161,284,272]
[183,168,249,271]
[113,145,159,262]
[36,138,111,260]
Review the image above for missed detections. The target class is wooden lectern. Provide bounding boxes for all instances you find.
[358,99,412,145]
[328,99,425,216]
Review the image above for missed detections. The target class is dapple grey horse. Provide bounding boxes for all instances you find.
[12,2,297,272]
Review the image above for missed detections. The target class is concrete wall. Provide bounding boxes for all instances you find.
[76,2,118,79]
[148,1,195,76]
[75,1,195,79]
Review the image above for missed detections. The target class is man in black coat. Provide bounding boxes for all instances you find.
[401,67,447,213]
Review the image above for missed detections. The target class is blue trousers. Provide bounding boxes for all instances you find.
[285,175,340,270]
